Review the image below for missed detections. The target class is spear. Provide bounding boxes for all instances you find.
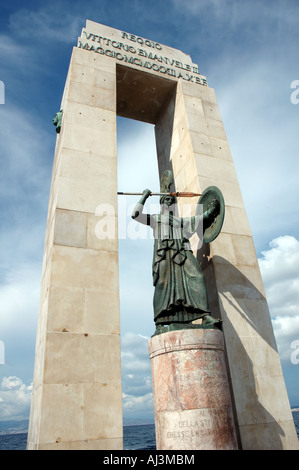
[117,191,202,197]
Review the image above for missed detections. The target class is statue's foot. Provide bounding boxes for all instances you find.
[202,314,222,329]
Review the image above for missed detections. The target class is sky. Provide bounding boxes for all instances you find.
[0,0,298,427]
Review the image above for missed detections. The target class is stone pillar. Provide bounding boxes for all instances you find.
[155,80,298,450]
[27,48,123,450]
[149,329,238,450]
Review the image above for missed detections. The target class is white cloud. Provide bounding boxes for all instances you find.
[0,105,52,199]
[172,0,299,33]
[121,332,151,376]
[174,0,299,257]
[122,391,153,413]
[121,332,154,422]
[272,316,299,364]
[0,376,32,421]
[0,34,32,63]
[259,236,299,287]
[0,104,52,273]
[0,263,40,331]
[258,236,299,364]
[0,33,44,80]
[211,54,299,253]
[117,118,158,193]
[9,5,82,43]
[117,119,160,339]
[0,262,40,390]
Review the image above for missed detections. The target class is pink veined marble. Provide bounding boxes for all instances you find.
[149,328,239,450]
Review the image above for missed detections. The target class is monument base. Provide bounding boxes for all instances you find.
[149,328,239,450]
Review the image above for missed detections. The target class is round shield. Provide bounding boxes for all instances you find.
[197,186,225,243]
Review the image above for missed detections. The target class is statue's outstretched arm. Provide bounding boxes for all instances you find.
[187,202,205,232]
[131,188,152,225]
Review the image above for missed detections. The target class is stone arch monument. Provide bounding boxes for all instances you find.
[27,20,298,450]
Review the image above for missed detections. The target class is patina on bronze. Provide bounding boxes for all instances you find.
[53,109,63,133]
[199,186,225,243]
[131,171,224,335]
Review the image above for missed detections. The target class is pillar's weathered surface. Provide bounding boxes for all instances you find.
[27,43,122,450]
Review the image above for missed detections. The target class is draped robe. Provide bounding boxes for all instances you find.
[149,213,210,325]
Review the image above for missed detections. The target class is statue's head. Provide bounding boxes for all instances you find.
[160,194,175,205]
[160,170,175,212]
[160,194,176,213]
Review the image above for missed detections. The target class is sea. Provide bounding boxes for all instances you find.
[0,423,156,451]
[0,412,298,451]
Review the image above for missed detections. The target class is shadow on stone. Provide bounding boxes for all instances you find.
[197,248,287,449]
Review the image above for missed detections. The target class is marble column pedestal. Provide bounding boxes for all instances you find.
[149,328,239,450]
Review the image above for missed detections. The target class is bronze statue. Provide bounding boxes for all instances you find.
[131,171,224,335]
[53,109,63,133]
